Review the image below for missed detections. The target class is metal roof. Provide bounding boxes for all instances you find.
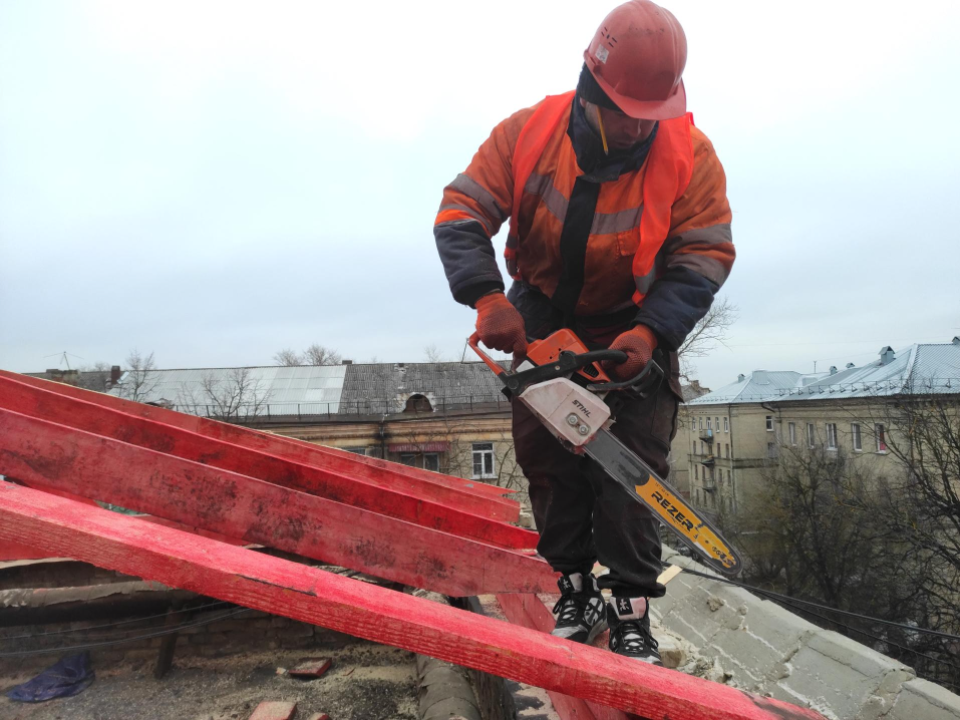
[688,340,960,406]
[109,365,346,414]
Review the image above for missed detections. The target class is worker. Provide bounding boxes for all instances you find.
[434,0,734,664]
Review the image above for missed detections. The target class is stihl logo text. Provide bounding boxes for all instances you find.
[572,400,592,417]
[652,489,694,532]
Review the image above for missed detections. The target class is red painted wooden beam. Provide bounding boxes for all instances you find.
[0,483,824,720]
[0,408,554,596]
[0,374,536,550]
[499,594,631,720]
[0,371,518,520]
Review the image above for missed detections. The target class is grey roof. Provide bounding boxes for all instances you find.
[337,361,506,415]
[26,369,112,393]
[107,361,508,417]
[689,340,960,406]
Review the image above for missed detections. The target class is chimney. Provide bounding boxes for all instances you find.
[829,366,838,375]
[879,346,895,366]
[737,373,746,383]
[846,362,855,369]
[341,359,353,365]
[953,336,960,346]
[110,365,122,385]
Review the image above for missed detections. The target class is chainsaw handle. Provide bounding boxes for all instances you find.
[468,333,507,377]
[587,358,664,394]
[576,349,627,367]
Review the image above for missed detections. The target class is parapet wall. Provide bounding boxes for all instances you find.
[658,548,960,720]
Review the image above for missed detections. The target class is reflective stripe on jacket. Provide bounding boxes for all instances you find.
[434,91,734,349]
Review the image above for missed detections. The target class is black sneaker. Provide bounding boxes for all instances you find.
[550,572,607,644]
[608,596,661,665]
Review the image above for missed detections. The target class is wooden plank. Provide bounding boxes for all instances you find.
[498,594,607,720]
[0,408,555,596]
[0,374,536,550]
[0,371,518,515]
[0,483,825,720]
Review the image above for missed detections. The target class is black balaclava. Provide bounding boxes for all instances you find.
[569,64,658,182]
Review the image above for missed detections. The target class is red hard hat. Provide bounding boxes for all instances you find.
[583,0,687,120]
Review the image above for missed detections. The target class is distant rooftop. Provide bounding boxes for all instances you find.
[689,338,960,406]
[106,361,509,418]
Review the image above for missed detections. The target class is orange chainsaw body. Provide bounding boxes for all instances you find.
[526,329,616,386]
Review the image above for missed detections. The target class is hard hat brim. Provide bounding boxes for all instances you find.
[584,51,687,120]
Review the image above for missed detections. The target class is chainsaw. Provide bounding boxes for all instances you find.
[469,328,742,577]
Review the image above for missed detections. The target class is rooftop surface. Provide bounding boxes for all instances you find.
[689,339,960,405]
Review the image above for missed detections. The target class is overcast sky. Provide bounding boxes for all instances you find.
[2,1,958,389]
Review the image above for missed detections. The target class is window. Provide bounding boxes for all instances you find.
[692,441,697,455]
[715,418,720,432]
[696,489,701,504]
[765,415,774,431]
[826,423,838,449]
[725,443,730,458]
[472,442,496,479]
[851,423,862,452]
[400,453,417,467]
[767,442,778,459]
[707,417,712,430]
[700,441,705,455]
[404,394,433,413]
[807,423,815,448]
[695,464,699,480]
[698,417,703,430]
[724,417,729,433]
[718,469,723,483]
[344,446,368,456]
[875,424,887,452]
[424,453,440,472]
[788,422,797,446]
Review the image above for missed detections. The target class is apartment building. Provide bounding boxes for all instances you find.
[676,338,960,514]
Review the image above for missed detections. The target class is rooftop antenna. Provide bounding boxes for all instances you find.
[43,351,84,370]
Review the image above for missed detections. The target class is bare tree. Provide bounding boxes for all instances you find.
[76,362,112,392]
[725,422,960,690]
[118,349,159,402]
[424,344,446,363]
[678,297,738,382]
[275,344,343,366]
[274,348,303,366]
[868,394,960,686]
[735,444,901,606]
[304,344,342,366]
[195,368,271,421]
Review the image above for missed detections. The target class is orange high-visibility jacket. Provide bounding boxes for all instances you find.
[434,91,734,351]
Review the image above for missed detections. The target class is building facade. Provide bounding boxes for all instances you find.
[676,339,960,515]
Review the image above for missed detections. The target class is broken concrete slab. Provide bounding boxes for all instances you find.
[658,548,960,720]
[774,629,915,720]
[885,678,960,720]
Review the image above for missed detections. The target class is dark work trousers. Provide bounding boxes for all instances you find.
[508,281,681,599]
